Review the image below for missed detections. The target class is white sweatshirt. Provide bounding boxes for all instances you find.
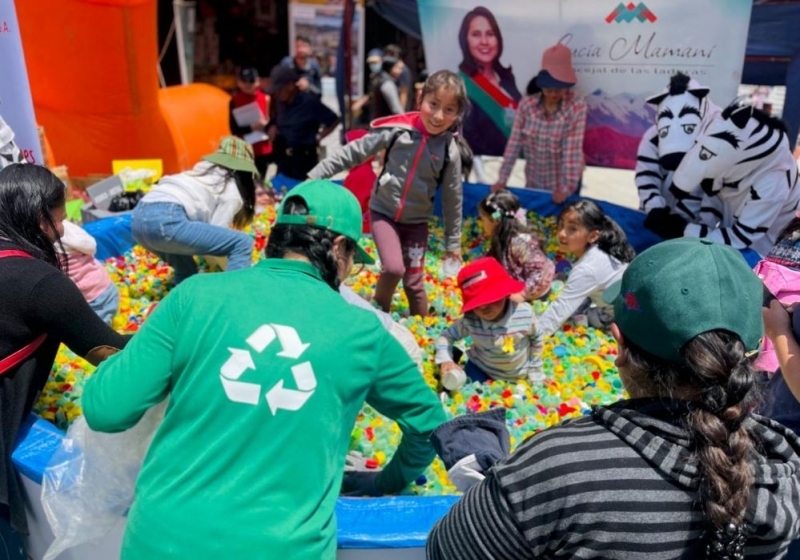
[141,161,243,227]
[538,245,628,337]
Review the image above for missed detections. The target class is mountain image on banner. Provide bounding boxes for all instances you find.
[583,89,656,169]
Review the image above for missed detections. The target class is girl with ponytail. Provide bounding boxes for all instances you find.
[538,199,634,336]
[427,238,800,560]
[478,189,555,300]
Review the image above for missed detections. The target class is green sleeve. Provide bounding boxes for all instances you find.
[82,286,182,433]
[367,332,446,494]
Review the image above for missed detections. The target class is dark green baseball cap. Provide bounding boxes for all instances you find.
[275,179,374,264]
[608,238,762,364]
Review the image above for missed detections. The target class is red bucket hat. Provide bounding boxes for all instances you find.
[457,257,525,313]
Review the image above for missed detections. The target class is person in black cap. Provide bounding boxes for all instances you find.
[266,64,339,181]
[229,67,273,177]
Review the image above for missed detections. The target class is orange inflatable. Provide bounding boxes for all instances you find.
[15,0,230,176]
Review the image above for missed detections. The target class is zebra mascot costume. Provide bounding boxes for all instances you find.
[671,100,800,256]
[636,73,720,238]
[0,114,26,171]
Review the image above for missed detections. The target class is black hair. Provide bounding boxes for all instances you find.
[526,76,542,96]
[265,195,356,290]
[383,44,402,59]
[458,7,514,82]
[479,189,536,263]
[0,164,66,269]
[623,331,759,557]
[381,56,400,75]
[560,199,635,263]
[295,35,311,46]
[668,72,691,95]
[454,134,474,181]
[196,165,256,228]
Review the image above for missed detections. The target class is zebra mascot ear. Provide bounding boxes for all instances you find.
[728,104,754,130]
[687,86,710,100]
[646,91,668,106]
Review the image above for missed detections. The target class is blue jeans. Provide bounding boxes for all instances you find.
[465,360,491,383]
[89,282,120,325]
[132,202,254,284]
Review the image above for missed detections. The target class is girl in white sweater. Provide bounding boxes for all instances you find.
[538,200,635,336]
[131,137,258,284]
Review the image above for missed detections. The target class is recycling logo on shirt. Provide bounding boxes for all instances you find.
[219,324,316,415]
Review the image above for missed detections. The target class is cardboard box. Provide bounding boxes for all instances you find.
[80,175,133,223]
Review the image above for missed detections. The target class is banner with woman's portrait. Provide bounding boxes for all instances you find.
[0,0,41,165]
[418,0,752,168]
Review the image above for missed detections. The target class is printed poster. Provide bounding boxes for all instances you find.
[0,0,41,164]
[289,2,366,97]
[418,0,753,168]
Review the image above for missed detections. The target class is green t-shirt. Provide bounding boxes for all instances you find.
[83,259,446,559]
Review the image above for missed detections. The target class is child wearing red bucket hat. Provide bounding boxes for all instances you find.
[434,257,544,390]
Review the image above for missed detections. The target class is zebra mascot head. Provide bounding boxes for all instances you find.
[672,100,790,196]
[646,73,718,171]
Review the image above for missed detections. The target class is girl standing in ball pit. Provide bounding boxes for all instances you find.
[0,164,128,556]
[131,136,258,285]
[478,189,555,301]
[308,70,471,317]
[435,257,544,390]
[538,199,634,336]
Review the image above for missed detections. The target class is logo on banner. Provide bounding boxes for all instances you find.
[219,324,317,415]
[605,2,657,24]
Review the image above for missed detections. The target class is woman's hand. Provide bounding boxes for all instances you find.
[490,182,505,193]
[763,299,794,341]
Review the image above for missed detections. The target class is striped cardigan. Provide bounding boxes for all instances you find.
[426,398,800,559]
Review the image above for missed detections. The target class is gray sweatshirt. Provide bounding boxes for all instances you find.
[308,112,463,251]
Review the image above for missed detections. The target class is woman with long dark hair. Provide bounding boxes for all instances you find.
[131,136,258,284]
[82,180,445,559]
[0,164,127,554]
[427,238,800,559]
[457,6,521,158]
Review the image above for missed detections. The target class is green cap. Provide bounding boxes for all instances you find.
[203,135,259,177]
[275,179,375,264]
[609,238,762,364]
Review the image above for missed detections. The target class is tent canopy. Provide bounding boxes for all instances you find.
[364,0,800,148]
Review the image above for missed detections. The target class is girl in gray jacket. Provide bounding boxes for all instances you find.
[309,70,471,316]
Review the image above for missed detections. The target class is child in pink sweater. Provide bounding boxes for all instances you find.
[56,221,120,325]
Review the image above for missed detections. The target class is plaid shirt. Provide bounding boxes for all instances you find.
[498,91,587,197]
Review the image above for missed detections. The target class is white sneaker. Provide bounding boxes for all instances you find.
[442,366,467,391]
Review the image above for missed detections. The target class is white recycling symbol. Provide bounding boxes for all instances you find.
[219,324,316,415]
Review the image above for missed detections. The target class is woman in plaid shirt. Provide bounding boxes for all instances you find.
[492,44,587,204]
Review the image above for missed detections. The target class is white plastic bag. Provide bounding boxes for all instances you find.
[40,401,166,560]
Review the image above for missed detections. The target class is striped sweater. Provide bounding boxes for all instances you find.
[426,398,800,559]
[434,301,543,382]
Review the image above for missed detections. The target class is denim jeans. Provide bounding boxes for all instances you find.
[89,282,120,325]
[132,202,254,284]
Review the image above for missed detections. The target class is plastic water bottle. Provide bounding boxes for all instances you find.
[442,256,461,277]
[442,366,467,391]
